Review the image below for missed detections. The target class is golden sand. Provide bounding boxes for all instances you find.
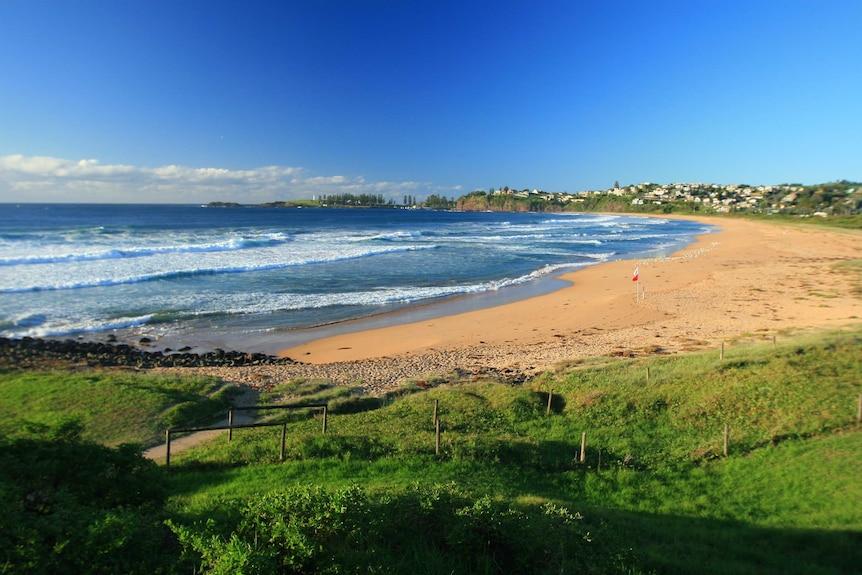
[281,216,862,367]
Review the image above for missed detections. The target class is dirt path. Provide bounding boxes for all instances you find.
[143,385,260,463]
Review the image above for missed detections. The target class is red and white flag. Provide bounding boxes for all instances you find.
[632,267,639,282]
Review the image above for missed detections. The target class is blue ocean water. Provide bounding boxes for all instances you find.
[0,204,713,350]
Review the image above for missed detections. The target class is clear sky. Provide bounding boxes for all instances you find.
[1,0,860,204]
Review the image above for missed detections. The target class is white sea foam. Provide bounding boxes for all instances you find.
[3,313,155,339]
[0,205,715,339]
[0,230,293,265]
[0,243,436,292]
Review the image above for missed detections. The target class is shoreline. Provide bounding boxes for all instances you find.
[161,272,576,357]
[279,215,862,364]
[138,215,862,394]
[141,213,708,357]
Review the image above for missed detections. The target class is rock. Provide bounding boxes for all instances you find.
[0,337,297,370]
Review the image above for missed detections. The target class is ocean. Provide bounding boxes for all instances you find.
[0,204,713,353]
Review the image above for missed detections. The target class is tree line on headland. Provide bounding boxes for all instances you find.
[207,179,862,218]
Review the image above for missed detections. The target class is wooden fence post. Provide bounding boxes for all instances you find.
[228,408,234,441]
[857,394,862,425]
[773,335,777,350]
[165,429,171,468]
[646,366,650,383]
[720,341,725,360]
[322,406,328,435]
[435,419,441,457]
[433,399,439,426]
[723,423,730,457]
[280,423,286,461]
[547,390,553,415]
[579,432,587,463]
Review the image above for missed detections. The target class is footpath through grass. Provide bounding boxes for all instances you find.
[2,329,861,573]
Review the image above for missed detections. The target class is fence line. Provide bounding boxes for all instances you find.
[229,403,327,440]
[159,335,861,469]
[164,391,861,469]
[165,403,327,468]
[165,421,288,468]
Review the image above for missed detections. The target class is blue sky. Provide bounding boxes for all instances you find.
[1,1,860,204]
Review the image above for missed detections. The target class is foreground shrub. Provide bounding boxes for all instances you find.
[0,422,173,574]
[167,483,608,574]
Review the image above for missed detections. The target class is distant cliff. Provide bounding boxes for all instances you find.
[455,191,561,212]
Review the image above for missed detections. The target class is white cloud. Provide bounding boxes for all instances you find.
[0,154,448,204]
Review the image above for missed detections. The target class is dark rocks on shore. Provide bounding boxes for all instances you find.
[0,337,298,370]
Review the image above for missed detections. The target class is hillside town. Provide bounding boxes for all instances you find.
[471,180,862,216]
[212,180,861,217]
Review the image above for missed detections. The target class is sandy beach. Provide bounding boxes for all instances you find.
[170,216,862,393]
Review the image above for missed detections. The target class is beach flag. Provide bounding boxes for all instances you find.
[632,267,639,282]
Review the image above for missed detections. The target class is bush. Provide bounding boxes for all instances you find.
[167,484,605,574]
[0,424,173,574]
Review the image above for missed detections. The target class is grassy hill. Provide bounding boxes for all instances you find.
[2,329,861,573]
[0,369,235,446]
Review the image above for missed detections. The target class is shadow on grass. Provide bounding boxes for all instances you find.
[167,465,862,574]
[597,507,862,575]
[533,390,567,414]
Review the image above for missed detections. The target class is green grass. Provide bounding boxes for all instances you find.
[3,328,862,573]
[0,369,233,446]
[157,329,862,573]
[734,213,862,230]
[163,330,862,481]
